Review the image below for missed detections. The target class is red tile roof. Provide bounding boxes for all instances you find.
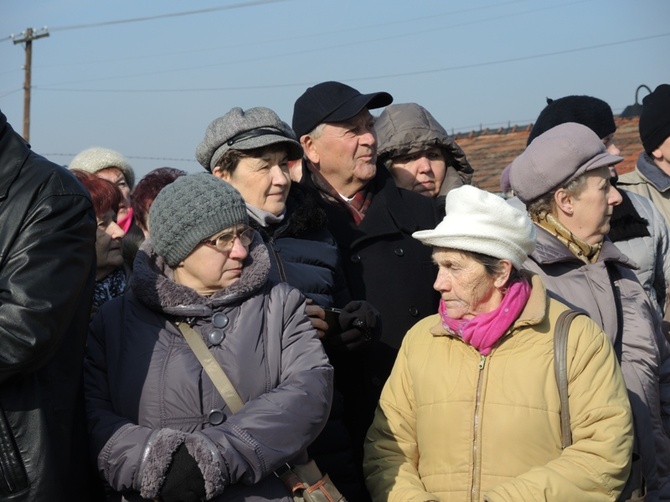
[454,116,642,194]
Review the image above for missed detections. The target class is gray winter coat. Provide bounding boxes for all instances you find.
[522,225,670,501]
[84,235,334,501]
[611,190,670,319]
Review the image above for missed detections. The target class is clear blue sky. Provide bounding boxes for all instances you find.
[1,0,668,180]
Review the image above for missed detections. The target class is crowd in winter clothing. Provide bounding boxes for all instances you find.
[2,82,670,502]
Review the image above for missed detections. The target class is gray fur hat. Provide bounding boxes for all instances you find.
[195,107,303,171]
[69,147,135,189]
[149,173,249,266]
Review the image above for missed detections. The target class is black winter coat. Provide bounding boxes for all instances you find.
[300,163,440,458]
[249,184,350,308]
[0,111,96,500]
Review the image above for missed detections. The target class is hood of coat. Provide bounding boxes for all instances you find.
[131,232,271,317]
[375,103,473,176]
[530,224,637,269]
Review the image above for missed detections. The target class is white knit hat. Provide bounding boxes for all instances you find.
[68,147,135,189]
[413,185,535,269]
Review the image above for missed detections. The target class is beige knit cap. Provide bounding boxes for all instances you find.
[69,147,135,189]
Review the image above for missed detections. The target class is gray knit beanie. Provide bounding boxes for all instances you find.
[195,107,303,171]
[68,147,135,189]
[149,173,249,266]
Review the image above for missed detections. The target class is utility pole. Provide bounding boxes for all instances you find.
[12,27,49,142]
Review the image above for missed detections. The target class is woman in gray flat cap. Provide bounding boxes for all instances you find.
[509,122,670,501]
[83,173,333,502]
[196,107,379,348]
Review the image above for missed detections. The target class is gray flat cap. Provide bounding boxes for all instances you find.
[195,107,303,171]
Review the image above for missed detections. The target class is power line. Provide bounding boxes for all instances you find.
[21,0,595,80]
[45,0,290,32]
[34,31,669,94]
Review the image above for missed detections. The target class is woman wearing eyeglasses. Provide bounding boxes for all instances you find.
[83,173,333,502]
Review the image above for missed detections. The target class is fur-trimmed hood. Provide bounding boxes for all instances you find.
[131,231,271,318]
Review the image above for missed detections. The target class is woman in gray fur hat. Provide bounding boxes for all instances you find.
[83,172,333,502]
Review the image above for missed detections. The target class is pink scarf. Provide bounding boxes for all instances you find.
[439,279,531,355]
[117,207,134,233]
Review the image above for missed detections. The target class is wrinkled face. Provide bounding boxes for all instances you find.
[174,224,250,295]
[305,109,377,197]
[432,249,502,320]
[388,146,447,198]
[95,208,125,280]
[220,148,291,216]
[97,167,131,219]
[563,166,622,245]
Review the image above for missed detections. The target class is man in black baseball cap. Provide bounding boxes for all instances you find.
[292,81,440,475]
[292,81,392,198]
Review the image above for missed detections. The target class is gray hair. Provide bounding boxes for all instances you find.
[527,173,588,217]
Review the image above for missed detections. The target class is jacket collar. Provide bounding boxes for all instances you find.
[529,225,636,269]
[131,233,271,318]
[0,114,30,202]
[636,151,670,193]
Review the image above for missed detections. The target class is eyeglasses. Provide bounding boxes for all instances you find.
[201,226,254,252]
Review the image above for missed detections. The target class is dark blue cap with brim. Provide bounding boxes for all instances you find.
[292,81,393,138]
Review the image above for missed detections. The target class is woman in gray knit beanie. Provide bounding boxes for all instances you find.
[84,172,333,501]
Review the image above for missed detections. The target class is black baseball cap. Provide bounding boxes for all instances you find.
[292,81,393,138]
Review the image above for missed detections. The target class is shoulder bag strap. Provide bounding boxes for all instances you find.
[177,322,245,413]
[554,309,582,449]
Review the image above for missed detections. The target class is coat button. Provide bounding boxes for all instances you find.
[350,254,361,263]
[394,248,404,256]
[409,306,419,317]
[208,409,226,425]
[212,313,229,329]
[208,329,225,345]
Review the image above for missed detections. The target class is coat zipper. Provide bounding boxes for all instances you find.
[268,237,287,282]
[471,354,487,502]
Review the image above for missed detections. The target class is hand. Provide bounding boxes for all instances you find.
[159,444,206,502]
[323,300,381,352]
[305,298,328,339]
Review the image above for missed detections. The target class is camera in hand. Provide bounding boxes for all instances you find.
[322,307,342,337]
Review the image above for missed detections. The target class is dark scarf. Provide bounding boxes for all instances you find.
[93,267,127,310]
[608,190,650,242]
[304,159,373,225]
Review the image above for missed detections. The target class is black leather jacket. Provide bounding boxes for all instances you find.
[0,111,96,501]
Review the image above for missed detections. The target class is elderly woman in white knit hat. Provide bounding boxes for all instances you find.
[364,184,633,501]
[84,173,333,502]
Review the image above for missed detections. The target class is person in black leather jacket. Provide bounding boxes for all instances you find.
[0,109,97,501]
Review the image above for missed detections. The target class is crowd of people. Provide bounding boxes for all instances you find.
[1,81,669,502]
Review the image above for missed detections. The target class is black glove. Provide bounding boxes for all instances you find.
[159,443,206,502]
[324,300,381,352]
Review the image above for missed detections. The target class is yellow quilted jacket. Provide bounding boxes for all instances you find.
[364,274,633,502]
